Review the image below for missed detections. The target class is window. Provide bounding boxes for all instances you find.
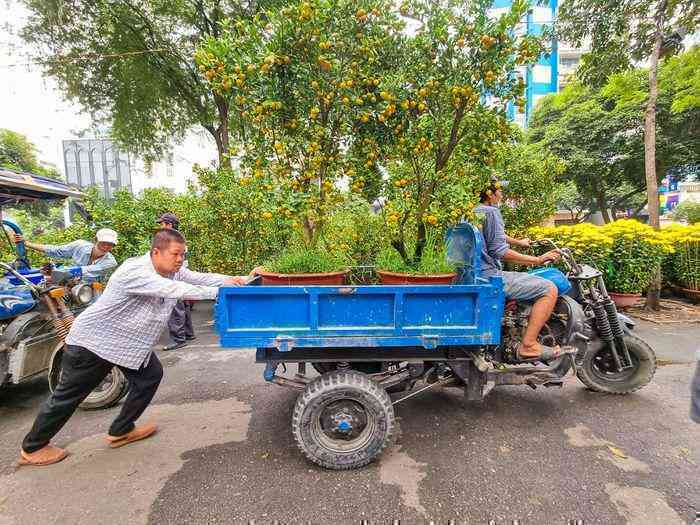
[166,152,175,178]
[560,57,580,68]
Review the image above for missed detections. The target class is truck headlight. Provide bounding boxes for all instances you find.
[71,284,94,305]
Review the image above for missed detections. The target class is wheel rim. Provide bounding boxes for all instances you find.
[590,347,639,383]
[88,371,119,396]
[312,397,376,453]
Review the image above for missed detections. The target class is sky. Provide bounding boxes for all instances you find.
[0,0,216,192]
[0,1,93,172]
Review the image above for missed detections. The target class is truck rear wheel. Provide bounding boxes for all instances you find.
[292,370,395,470]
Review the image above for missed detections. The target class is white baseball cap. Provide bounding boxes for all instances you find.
[96,228,118,245]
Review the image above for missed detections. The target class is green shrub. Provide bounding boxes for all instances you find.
[264,246,347,274]
[673,201,700,225]
[376,234,456,275]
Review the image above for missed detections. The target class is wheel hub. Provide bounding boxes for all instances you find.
[320,400,368,441]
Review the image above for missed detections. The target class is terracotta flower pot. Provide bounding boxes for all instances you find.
[377,270,457,285]
[256,269,349,285]
[608,292,643,308]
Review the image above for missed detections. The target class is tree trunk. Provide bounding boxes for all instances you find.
[595,191,611,223]
[214,93,231,169]
[644,0,666,311]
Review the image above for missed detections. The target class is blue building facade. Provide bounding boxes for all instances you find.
[490,0,559,126]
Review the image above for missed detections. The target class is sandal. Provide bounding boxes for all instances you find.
[516,343,564,363]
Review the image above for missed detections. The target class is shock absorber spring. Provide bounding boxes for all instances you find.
[592,302,613,342]
[51,313,75,340]
[604,301,624,339]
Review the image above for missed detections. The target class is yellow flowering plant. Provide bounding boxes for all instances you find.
[600,220,674,294]
[529,220,674,294]
[663,223,700,290]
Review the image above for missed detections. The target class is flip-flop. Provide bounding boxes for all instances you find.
[18,445,68,466]
[516,344,563,363]
[106,423,157,449]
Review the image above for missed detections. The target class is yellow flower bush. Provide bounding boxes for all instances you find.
[529,220,674,294]
[662,223,700,290]
[529,223,613,269]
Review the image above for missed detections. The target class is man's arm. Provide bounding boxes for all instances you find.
[177,266,247,287]
[122,270,220,301]
[503,249,559,267]
[14,235,50,254]
[20,237,82,259]
[80,253,117,280]
[506,235,530,249]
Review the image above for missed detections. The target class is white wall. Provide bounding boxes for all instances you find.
[130,132,218,195]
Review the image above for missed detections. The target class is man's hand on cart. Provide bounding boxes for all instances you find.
[224,276,249,286]
[249,266,265,277]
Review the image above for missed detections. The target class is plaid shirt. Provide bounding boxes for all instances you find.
[44,240,117,281]
[66,252,229,369]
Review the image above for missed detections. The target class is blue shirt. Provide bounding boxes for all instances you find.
[474,204,509,277]
[44,240,117,281]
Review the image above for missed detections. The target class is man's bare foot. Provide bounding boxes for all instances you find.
[517,342,562,361]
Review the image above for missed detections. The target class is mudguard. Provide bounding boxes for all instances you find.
[554,295,588,346]
[617,312,635,331]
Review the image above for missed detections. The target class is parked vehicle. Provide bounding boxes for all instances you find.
[214,223,656,470]
[0,168,128,409]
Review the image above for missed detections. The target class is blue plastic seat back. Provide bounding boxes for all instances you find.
[445,223,482,284]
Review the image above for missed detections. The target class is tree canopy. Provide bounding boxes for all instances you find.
[20,0,285,165]
[527,47,699,222]
[0,128,60,178]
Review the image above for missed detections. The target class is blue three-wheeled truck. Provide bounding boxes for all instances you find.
[214,223,657,470]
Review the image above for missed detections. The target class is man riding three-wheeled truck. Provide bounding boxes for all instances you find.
[215,180,658,470]
[0,168,128,409]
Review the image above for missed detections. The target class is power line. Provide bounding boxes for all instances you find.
[0,48,173,69]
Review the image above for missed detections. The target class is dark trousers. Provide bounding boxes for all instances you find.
[168,300,194,343]
[22,345,163,453]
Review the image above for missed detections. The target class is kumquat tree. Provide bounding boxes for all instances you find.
[196,0,545,272]
[375,0,545,269]
[196,0,403,250]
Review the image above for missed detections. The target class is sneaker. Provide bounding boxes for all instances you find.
[162,341,187,351]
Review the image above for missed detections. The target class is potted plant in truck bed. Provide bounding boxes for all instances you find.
[257,244,349,285]
[375,233,457,284]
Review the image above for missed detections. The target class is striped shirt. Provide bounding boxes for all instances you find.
[66,252,229,369]
[44,240,117,281]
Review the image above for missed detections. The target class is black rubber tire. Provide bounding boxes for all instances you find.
[292,370,395,470]
[576,334,656,394]
[49,347,130,410]
[79,367,129,410]
[311,362,408,394]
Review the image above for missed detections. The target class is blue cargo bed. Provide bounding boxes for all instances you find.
[215,278,504,352]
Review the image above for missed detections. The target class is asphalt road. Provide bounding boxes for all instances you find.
[1,302,698,524]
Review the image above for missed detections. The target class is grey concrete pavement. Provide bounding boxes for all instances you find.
[1,302,699,524]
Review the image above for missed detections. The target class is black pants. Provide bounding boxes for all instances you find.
[168,300,194,343]
[22,345,163,453]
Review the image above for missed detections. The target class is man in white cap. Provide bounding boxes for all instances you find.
[15,228,118,281]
